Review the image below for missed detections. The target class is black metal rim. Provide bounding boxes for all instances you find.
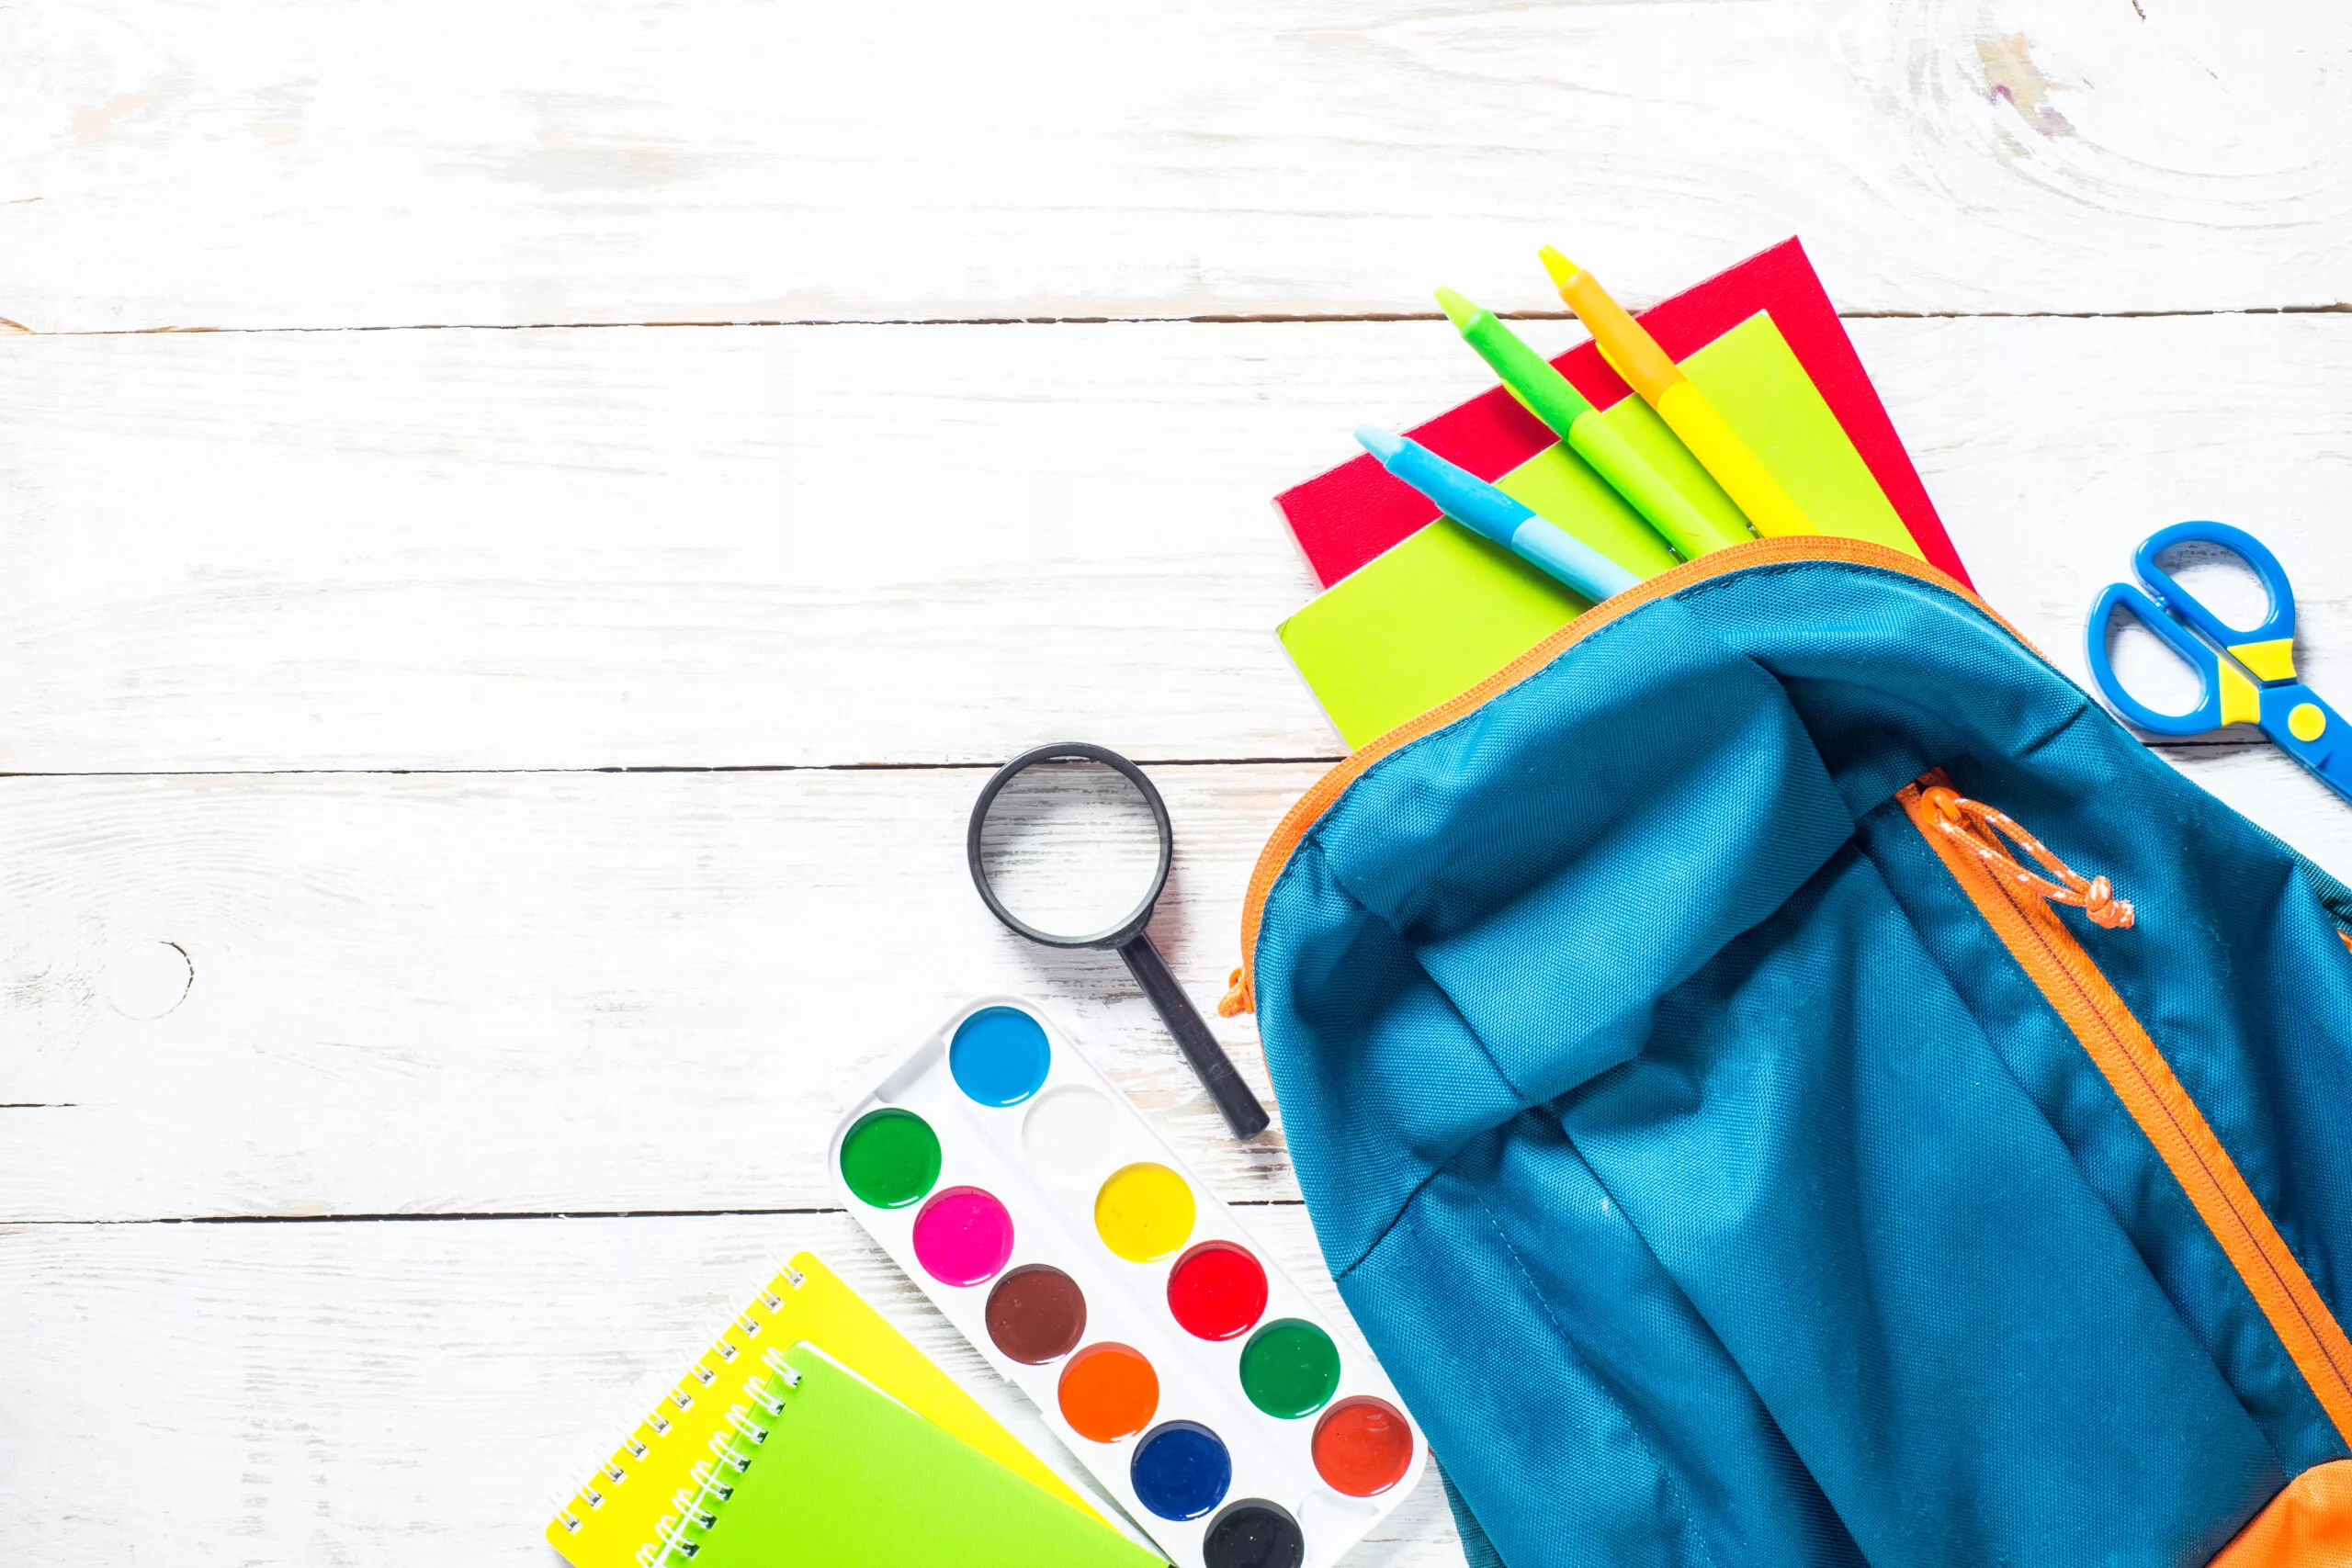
[966,741,1173,950]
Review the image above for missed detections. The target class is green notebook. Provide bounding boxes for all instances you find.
[1278,310,1919,749]
[641,1342,1164,1568]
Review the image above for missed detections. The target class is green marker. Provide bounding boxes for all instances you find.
[1436,286,1751,561]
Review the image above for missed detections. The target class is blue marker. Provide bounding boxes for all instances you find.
[1353,426,1640,604]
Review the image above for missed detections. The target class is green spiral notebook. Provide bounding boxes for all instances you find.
[640,1341,1166,1568]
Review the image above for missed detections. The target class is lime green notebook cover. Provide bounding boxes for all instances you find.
[1278,310,1917,749]
[644,1343,1164,1568]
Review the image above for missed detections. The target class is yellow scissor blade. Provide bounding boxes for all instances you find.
[2219,660,2264,727]
[2229,637,2297,682]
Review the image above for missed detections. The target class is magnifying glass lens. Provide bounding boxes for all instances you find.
[974,759,1166,942]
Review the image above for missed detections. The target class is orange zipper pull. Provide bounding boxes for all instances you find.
[1217,966,1254,1018]
[1920,785,2135,930]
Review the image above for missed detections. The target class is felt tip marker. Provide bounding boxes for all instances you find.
[1537,246,1815,539]
[1435,286,1750,561]
[1354,425,1639,604]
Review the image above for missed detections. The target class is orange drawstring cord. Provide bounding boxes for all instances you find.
[1921,784,2134,930]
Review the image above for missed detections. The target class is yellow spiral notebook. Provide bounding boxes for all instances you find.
[642,1342,1163,1568]
[548,1251,1102,1568]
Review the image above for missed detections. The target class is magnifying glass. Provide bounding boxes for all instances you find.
[968,742,1271,1139]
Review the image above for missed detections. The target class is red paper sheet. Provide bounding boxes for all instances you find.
[1274,238,1968,590]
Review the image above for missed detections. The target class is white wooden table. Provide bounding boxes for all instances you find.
[6,2,2351,1560]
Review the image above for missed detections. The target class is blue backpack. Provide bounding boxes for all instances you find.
[1223,538,2352,1566]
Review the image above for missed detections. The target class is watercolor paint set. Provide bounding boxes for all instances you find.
[831,996,1425,1568]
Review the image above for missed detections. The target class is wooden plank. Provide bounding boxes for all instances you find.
[0,1207,1466,1562]
[6,745,2352,1226]
[0,763,1317,1222]
[6,0,2349,331]
[3,313,2350,773]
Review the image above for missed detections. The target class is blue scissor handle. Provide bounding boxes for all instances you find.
[2086,580,2227,735]
[2132,520,2297,655]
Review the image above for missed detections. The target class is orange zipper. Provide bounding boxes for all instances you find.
[1220,536,2030,1016]
[1900,773,2352,1445]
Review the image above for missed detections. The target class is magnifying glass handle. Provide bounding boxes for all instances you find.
[1118,932,1272,1139]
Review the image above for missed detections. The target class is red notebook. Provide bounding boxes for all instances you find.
[1274,238,1967,591]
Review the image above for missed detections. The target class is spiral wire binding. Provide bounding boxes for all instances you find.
[548,1258,815,1542]
[636,1360,803,1568]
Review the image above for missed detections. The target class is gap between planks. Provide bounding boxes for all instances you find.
[17,304,2352,338]
[3,1199,1308,1227]
[0,757,1350,780]
[0,739,2286,782]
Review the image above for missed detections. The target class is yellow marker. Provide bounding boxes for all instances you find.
[1539,246,1815,538]
[1094,1162,1195,1262]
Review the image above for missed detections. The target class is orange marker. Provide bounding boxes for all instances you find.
[1539,247,1814,538]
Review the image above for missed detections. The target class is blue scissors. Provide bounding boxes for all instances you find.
[2086,520,2351,804]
